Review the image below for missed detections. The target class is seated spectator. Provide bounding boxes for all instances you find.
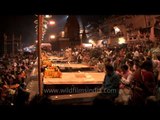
[119,64,133,88]
[93,64,120,105]
[129,60,156,106]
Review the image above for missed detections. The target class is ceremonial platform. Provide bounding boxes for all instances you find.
[40,55,105,95]
[43,72,105,95]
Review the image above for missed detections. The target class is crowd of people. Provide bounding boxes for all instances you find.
[60,40,160,106]
[0,52,36,106]
[1,39,160,107]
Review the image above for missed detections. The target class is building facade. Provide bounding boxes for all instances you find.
[101,15,160,45]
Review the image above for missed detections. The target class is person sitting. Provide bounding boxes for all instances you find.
[119,64,133,89]
[129,60,156,106]
[115,64,133,105]
[93,64,120,105]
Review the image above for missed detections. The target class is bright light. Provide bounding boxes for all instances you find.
[61,31,65,37]
[88,39,93,43]
[45,15,52,18]
[80,29,83,33]
[49,20,55,25]
[44,24,47,29]
[88,39,96,46]
[82,43,92,48]
[118,37,126,44]
[50,35,56,39]
[114,26,120,34]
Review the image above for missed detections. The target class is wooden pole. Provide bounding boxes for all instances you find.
[38,15,43,96]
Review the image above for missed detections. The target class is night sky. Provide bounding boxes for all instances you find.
[0,15,36,47]
[0,15,108,47]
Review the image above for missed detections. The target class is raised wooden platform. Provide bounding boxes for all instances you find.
[43,72,105,85]
[43,72,105,95]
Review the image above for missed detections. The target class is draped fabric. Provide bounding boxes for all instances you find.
[129,69,156,106]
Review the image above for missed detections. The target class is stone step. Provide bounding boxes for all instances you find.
[49,92,99,105]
